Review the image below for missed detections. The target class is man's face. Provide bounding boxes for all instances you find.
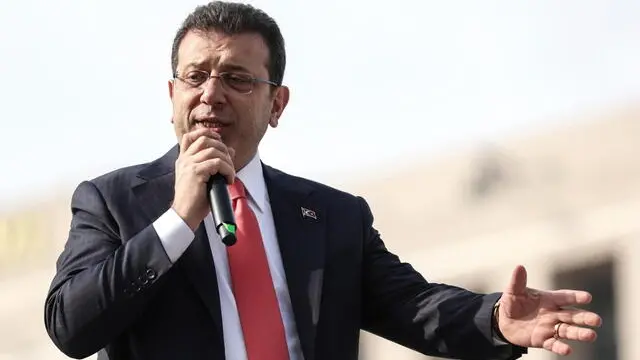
[169,29,289,170]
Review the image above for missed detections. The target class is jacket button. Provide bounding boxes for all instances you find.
[146,268,157,280]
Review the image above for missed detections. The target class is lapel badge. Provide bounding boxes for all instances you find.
[301,207,317,220]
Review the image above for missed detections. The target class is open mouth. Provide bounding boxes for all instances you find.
[194,120,226,132]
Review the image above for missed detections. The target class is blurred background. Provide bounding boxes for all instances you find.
[1,0,638,359]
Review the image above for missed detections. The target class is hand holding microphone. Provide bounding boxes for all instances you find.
[171,128,236,240]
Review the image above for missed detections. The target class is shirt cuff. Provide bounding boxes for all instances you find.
[491,299,510,346]
[492,333,509,346]
[153,208,195,263]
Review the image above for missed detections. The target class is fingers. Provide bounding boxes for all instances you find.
[551,289,593,307]
[505,265,528,295]
[172,129,235,230]
[555,322,598,342]
[191,158,236,184]
[191,149,235,184]
[180,128,220,153]
[543,338,572,356]
[540,313,600,356]
[191,142,232,165]
[181,151,235,184]
[183,131,223,156]
[543,322,597,356]
[555,309,602,328]
[176,129,235,185]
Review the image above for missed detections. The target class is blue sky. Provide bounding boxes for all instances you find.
[0,0,638,208]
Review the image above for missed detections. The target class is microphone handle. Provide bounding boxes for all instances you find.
[207,174,237,246]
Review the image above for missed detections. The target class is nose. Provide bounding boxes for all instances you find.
[200,76,227,106]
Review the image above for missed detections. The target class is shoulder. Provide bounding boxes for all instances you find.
[264,164,355,197]
[67,163,153,211]
[263,164,373,215]
[74,146,177,199]
[83,162,156,198]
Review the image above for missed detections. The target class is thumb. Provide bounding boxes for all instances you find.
[505,265,528,295]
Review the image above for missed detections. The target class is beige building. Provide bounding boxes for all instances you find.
[0,103,638,359]
[352,103,640,360]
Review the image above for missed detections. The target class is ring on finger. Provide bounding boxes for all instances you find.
[553,323,562,339]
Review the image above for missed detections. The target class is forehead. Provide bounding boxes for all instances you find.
[177,30,270,75]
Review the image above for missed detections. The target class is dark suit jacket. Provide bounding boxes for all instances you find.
[44,146,526,360]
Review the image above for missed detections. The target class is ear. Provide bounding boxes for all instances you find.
[168,79,175,100]
[168,80,176,123]
[269,86,290,128]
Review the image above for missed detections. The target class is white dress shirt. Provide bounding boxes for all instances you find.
[152,152,304,360]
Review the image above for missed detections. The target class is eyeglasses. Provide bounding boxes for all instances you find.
[173,70,279,94]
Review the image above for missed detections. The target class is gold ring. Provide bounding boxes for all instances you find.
[554,323,562,339]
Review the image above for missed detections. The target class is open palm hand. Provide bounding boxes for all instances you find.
[497,265,603,356]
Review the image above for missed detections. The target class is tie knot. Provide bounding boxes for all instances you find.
[228,179,246,200]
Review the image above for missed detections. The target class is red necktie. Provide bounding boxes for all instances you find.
[227,180,289,360]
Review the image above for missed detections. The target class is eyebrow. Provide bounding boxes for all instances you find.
[218,63,252,74]
[177,61,260,77]
[181,60,209,71]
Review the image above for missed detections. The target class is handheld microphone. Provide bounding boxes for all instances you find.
[207,173,237,246]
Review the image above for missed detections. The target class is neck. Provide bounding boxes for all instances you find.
[234,151,258,173]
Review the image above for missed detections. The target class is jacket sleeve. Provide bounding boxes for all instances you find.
[357,196,527,360]
[44,181,175,359]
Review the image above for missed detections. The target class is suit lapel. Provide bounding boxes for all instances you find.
[264,165,326,360]
[131,145,224,346]
[177,224,224,340]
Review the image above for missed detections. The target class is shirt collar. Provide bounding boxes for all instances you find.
[235,151,267,213]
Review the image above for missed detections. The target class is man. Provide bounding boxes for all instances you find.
[44,2,602,360]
